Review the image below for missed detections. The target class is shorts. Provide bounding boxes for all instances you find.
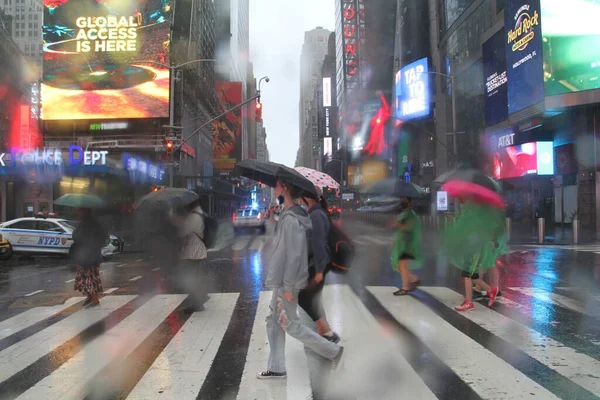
[461,270,479,279]
[399,253,415,260]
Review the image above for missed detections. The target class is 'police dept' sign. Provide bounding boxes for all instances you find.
[395,57,430,120]
[123,153,166,184]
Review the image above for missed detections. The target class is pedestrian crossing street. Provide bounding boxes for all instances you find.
[0,285,598,399]
[209,233,393,253]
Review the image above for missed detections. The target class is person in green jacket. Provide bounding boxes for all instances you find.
[390,197,422,296]
[445,201,500,311]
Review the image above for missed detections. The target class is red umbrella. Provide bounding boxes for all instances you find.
[442,180,504,209]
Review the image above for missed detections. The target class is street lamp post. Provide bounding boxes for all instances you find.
[253,76,270,161]
[424,70,458,165]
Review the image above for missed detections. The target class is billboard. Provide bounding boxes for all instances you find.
[504,0,544,114]
[483,30,508,126]
[41,0,172,120]
[395,58,430,120]
[347,160,387,186]
[491,141,554,179]
[323,77,332,107]
[542,0,600,99]
[213,82,242,174]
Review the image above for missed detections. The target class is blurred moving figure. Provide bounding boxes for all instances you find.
[72,208,108,307]
[174,199,209,312]
[390,198,422,295]
[258,179,343,380]
[298,186,341,343]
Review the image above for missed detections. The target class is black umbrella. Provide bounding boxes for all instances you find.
[434,168,500,192]
[360,177,426,198]
[134,188,199,215]
[235,160,318,199]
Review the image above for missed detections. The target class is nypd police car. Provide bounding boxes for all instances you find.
[0,214,124,259]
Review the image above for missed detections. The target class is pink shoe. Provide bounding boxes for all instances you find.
[454,300,475,312]
[488,287,499,307]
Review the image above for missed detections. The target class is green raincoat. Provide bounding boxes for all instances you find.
[445,202,504,275]
[390,209,423,270]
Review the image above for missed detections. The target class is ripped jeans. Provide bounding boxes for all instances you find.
[266,288,341,373]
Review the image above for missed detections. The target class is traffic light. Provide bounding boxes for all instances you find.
[255,101,262,122]
[165,140,174,154]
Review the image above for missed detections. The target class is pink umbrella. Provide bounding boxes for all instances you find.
[294,167,340,197]
[442,180,505,209]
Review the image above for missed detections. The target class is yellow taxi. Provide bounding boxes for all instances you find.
[0,233,12,260]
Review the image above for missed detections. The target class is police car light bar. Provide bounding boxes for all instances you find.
[35,212,59,219]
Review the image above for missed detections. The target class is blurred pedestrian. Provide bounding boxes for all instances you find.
[72,208,108,307]
[390,197,422,295]
[258,179,343,380]
[174,199,209,312]
[298,186,341,343]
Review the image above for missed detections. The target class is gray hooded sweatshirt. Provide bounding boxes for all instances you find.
[266,204,312,293]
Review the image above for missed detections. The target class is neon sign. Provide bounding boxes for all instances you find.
[343,1,358,78]
[395,58,430,120]
[0,145,108,167]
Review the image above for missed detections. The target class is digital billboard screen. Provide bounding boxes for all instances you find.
[483,30,508,127]
[491,141,554,180]
[213,82,242,175]
[504,0,544,114]
[395,58,430,120]
[542,0,600,98]
[41,0,172,121]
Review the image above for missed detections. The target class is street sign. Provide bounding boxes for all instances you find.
[166,137,177,141]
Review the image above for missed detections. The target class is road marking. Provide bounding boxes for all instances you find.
[128,293,239,399]
[508,287,600,318]
[151,267,161,272]
[231,237,251,251]
[118,264,126,267]
[136,259,144,262]
[20,295,187,399]
[0,297,85,341]
[421,286,600,396]
[103,288,119,295]
[248,237,266,251]
[24,290,44,297]
[99,270,105,274]
[237,291,313,400]
[129,276,143,282]
[0,295,136,384]
[368,286,560,400]
[65,279,75,283]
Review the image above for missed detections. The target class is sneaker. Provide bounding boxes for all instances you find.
[323,332,341,344]
[257,370,287,379]
[488,287,499,307]
[331,346,344,370]
[454,300,475,312]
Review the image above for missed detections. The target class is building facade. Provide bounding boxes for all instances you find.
[298,27,331,169]
[0,0,43,70]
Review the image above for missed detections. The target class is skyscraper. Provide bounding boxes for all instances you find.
[0,0,43,70]
[298,27,330,168]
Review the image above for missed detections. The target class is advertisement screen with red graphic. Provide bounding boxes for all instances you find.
[42,0,172,120]
[492,141,554,180]
[212,82,242,174]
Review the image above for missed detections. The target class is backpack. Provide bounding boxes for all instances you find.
[192,211,219,249]
[327,218,355,274]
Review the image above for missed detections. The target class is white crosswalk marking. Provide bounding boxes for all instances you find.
[248,237,267,251]
[421,287,600,396]
[0,297,85,341]
[19,295,187,400]
[232,237,252,251]
[0,295,136,384]
[367,286,560,399]
[508,287,600,318]
[128,293,239,399]
[0,284,597,399]
[237,291,312,400]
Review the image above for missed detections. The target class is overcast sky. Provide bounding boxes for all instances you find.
[249,0,335,167]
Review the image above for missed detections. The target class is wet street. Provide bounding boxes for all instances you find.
[0,217,599,400]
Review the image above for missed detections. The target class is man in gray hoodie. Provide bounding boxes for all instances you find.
[258,179,343,379]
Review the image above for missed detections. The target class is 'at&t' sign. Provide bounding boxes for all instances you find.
[395,57,430,120]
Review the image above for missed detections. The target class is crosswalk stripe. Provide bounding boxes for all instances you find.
[127,293,239,399]
[231,237,251,251]
[18,295,187,400]
[367,286,560,399]
[0,295,136,384]
[0,297,85,341]
[508,287,600,318]
[237,291,313,400]
[322,285,437,399]
[248,237,266,251]
[421,286,600,396]
[102,288,119,295]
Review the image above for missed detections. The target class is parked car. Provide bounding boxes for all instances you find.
[232,207,265,234]
[0,213,124,260]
